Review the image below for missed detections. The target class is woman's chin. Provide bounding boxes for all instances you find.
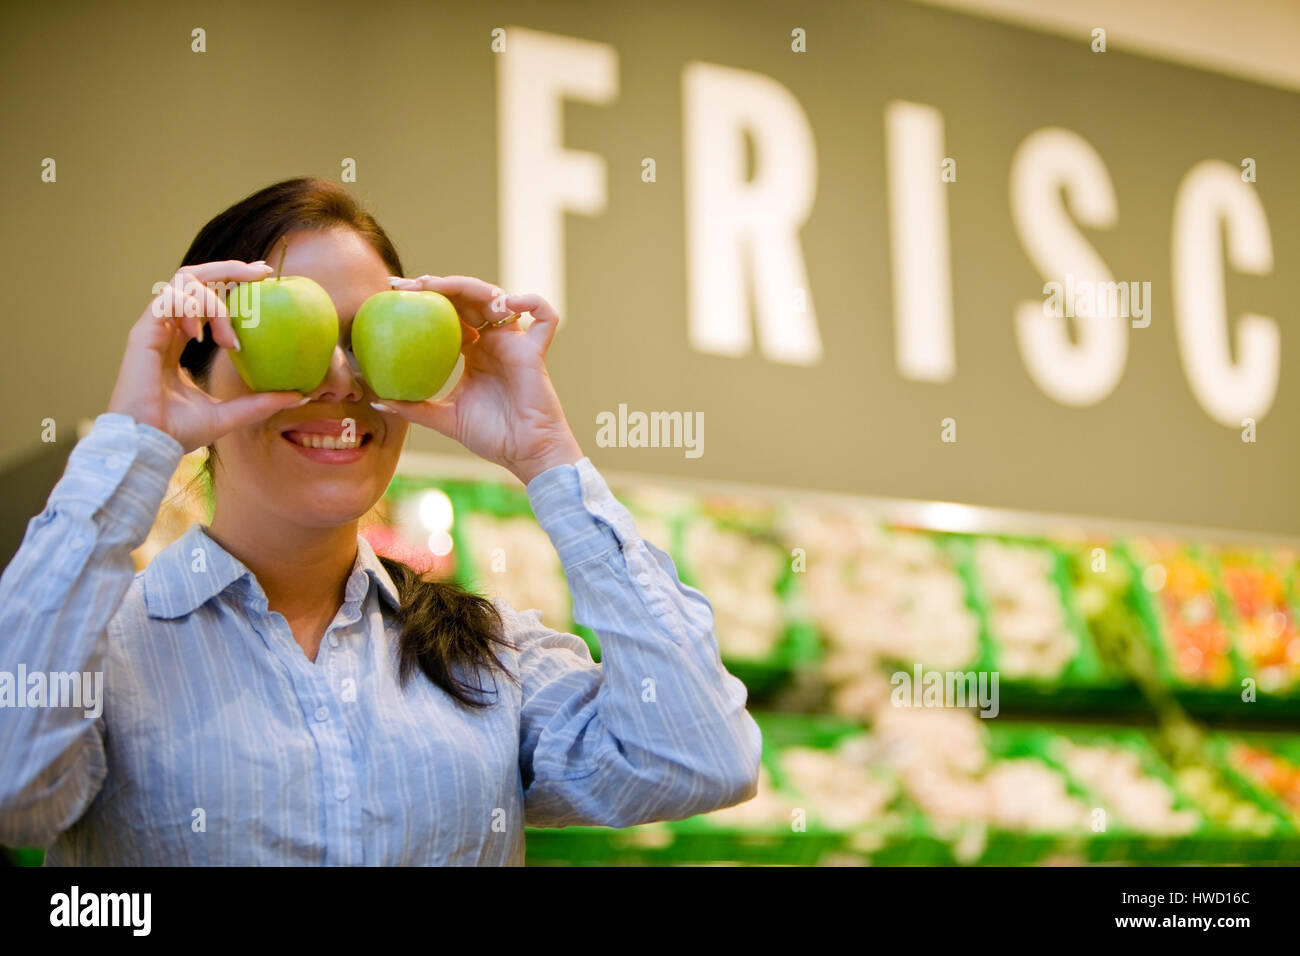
[268,441,395,525]
[282,487,381,528]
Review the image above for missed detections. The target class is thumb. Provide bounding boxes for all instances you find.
[210,392,307,435]
[372,397,458,438]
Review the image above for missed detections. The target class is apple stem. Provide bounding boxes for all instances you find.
[276,237,288,280]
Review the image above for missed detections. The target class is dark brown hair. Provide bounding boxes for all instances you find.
[178,177,516,708]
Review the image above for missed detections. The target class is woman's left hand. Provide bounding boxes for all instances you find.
[375,275,585,485]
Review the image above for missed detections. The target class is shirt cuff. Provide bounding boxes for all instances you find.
[526,458,640,569]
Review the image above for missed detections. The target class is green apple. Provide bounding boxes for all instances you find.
[351,290,463,401]
[226,276,339,392]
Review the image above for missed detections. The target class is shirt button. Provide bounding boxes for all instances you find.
[636,572,652,587]
[70,536,86,550]
[334,784,350,801]
[106,455,124,470]
[328,634,340,648]
[314,706,330,722]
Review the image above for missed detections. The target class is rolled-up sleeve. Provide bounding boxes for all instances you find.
[0,413,182,846]
[514,458,762,829]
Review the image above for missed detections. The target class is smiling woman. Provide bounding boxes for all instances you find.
[0,177,763,865]
[175,180,513,702]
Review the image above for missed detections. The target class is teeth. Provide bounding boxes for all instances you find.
[291,433,362,450]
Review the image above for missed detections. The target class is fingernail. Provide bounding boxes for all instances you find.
[296,396,313,406]
[370,401,393,412]
[232,338,241,351]
[258,263,275,272]
[251,260,267,266]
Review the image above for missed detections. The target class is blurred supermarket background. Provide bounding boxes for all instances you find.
[53,443,1289,868]
[2,0,1298,865]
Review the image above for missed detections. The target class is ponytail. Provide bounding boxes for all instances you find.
[378,557,519,707]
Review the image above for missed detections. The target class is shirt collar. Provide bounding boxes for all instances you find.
[143,523,403,620]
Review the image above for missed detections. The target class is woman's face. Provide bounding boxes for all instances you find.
[205,226,408,529]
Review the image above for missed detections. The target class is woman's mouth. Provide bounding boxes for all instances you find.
[280,419,375,464]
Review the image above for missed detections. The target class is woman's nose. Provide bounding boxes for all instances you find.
[306,345,366,404]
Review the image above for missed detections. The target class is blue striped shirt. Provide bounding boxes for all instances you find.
[0,413,761,864]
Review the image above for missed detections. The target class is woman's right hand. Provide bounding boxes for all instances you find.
[108,260,307,453]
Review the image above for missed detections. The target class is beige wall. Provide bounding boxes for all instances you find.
[915,0,1300,91]
[1,0,1295,534]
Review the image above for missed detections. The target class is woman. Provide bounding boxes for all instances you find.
[0,177,761,865]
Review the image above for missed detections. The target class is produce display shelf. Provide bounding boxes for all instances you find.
[524,712,1300,867]
[383,472,1300,714]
